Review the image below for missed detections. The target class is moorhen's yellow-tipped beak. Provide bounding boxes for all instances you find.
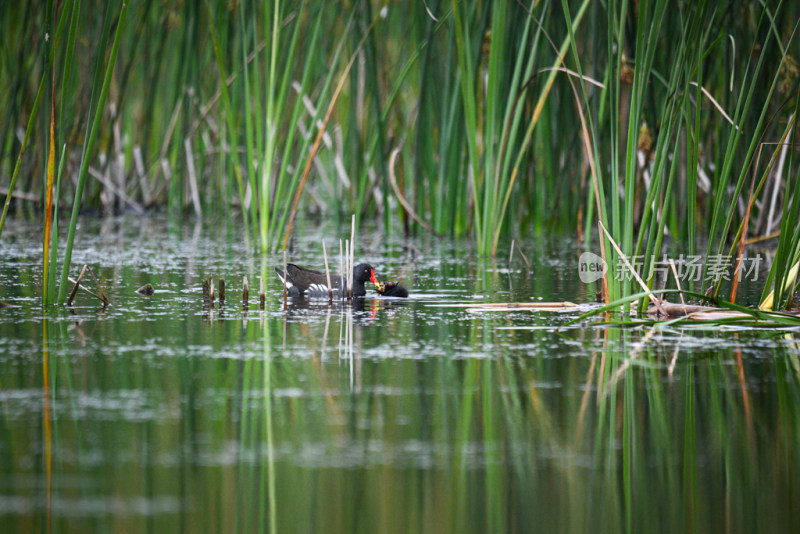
[370,269,381,288]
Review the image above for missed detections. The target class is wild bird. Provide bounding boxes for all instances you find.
[377,281,409,298]
[275,262,381,298]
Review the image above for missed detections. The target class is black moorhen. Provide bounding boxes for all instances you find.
[275,262,380,298]
[377,281,409,298]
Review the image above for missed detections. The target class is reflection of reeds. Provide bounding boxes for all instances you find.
[12,295,800,531]
[259,276,266,309]
[42,317,52,532]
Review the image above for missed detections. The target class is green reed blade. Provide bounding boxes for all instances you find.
[57,3,128,304]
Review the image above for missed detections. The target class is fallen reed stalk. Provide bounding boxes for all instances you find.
[429,302,578,311]
[599,221,666,315]
[66,264,88,306]
[66,265,108,305]
[668,259,685,306]
[84,265,109,304]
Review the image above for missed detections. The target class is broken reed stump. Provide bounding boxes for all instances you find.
[201,276,264,310]
[202,276,214,306]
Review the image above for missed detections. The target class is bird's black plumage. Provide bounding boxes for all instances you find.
[275,262,379,298]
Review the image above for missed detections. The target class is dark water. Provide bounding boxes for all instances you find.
[1,215,799,533]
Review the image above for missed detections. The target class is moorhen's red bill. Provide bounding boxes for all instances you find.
[275,263,380,298]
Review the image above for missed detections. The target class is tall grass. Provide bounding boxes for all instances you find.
[56,2,128,303]
[1,1,799,308]
[760,93,800,310]
[562,0,799,306]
